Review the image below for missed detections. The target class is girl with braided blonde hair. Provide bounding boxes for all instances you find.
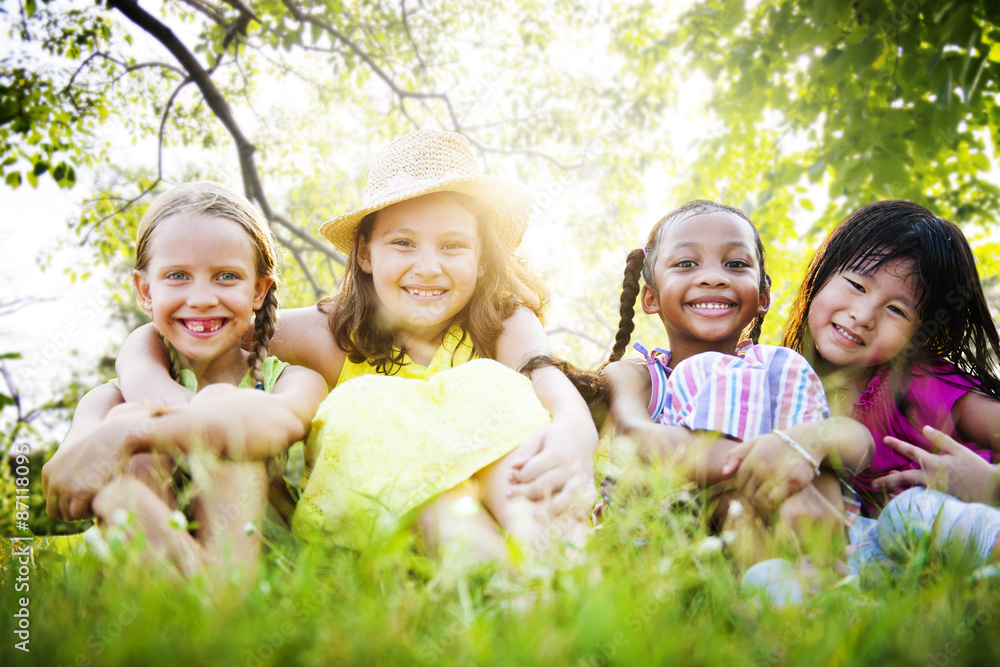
[43,181,327,576]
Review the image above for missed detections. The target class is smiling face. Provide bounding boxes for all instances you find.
[642,210,769,364]
[806,257,922,371]
[133,214,272,378]
[357,192,482,350]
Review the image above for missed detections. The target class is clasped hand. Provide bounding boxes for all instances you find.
[507,415,599,517]
[723,431,819,515]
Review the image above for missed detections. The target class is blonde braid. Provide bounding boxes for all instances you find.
[246,284,279,389]
[156,331,184,384]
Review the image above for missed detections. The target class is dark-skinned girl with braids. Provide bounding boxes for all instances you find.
[42,182,328,577]
[602,200,874,601]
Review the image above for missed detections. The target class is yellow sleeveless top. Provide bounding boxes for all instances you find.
[292,324,551,547]
[335,323,476,384]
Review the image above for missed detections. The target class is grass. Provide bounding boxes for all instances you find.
[4,464,1000,667]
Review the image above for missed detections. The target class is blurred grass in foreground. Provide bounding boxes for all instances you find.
[3,461,1000,667]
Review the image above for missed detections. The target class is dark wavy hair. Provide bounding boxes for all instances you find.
[608,200,771,362]
[320,192,548,373]
[782,200,1000,400]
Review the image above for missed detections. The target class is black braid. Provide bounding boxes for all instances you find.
[744,274,771,344]
[609,248,647,362]
[247,284,279,389]
[519,354,609,428]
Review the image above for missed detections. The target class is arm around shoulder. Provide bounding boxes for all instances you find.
[115,322,193,405]
[268,305,344,389]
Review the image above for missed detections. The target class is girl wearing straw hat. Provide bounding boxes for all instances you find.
[113,130,598,561]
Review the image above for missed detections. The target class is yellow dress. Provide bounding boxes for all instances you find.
[291,324,551,545]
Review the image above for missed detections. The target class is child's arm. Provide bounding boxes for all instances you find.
[42,383,126,520]
[42,365,328,521]
[874,426,1000,506]
[115,323,194,405]
[267,306,345,389]
[722,417,875,514]
[116,307,341,403]
[604,359,740,487]
[872,390,1000,505]
[497,307,598,513]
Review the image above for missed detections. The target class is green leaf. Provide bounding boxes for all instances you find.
[0,353,22,360]
[971,152,991,172]
[5,172,21,188]
[0,393,13,409]
[937,67,953,109]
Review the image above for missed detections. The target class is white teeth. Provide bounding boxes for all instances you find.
[186,320,222,333]
[690,303,732,310]
[408,288,443,297]
[835,324,863,345]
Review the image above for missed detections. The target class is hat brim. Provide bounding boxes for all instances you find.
[319,175,531,255]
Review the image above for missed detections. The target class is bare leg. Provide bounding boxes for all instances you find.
[476,449,589,557]
[187,457,268,570]
[123,453,176,507]
[417,480,507,564]
[92,476,203,577]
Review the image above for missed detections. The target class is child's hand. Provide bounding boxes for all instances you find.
[507,416,598,517]
[723,433,817,516]
[873,426,1000,505]
[42,416,142,521]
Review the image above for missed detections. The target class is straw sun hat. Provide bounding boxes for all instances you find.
[319,130,531,255]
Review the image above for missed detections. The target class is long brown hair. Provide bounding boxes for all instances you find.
[321,192,548,372]
[134,181,280,388]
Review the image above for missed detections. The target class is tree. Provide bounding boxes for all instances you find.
[3,0,998,365]
[635,0,1000,327]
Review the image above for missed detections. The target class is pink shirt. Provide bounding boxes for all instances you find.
[850,360,991,516]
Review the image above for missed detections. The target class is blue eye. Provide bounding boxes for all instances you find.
[166,271,186,280]
[218,272,239,281]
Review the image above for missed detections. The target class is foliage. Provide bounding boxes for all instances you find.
[643,0,1000,337]
[3,463,1000,665]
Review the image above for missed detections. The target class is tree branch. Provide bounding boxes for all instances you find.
[281,0,460,127]
[107,0,342,265]
[177,0,227,25]
[272,231,324,298]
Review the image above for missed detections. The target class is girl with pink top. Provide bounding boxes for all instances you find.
[784,200,1000,567]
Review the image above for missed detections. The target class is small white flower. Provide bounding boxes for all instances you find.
[721,530,737,545]
[83,526,112,561]
[657,557,673,574]
[695,536,724,557]
[111,508,131,526]
[168,510,188,531]
[243,520,257,535]
[259,580,272,595]
[728,499,744,519]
